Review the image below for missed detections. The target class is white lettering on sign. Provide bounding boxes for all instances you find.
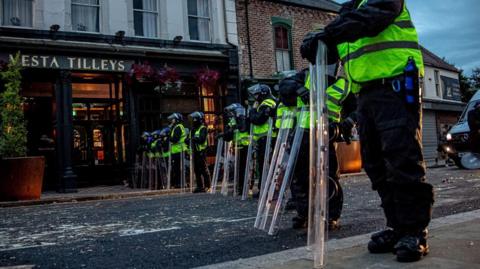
[8,54,130,72]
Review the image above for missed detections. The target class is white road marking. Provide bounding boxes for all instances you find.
[118,227,181,237]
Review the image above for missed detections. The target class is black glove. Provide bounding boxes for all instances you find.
[296,86,309,105]
[300,31,329,64]
[339,117,355,145]
[265,107,276,118]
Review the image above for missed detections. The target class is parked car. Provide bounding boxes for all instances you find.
[444,90,480,168]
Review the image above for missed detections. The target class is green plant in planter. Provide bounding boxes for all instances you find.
[0,53,27,158]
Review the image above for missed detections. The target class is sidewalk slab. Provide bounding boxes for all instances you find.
[0,186,185,208]
[197,210,480,269]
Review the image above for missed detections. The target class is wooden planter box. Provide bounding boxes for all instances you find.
[337,141,362,174]
[0,156,45,201]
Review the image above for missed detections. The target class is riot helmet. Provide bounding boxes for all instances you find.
[167,112,183,126]
[188,111,205,127]
[247,84,272,101]
[159,126,171,138]
[151,130,162,140]
[141,131,152,144]
[279,77,303,106]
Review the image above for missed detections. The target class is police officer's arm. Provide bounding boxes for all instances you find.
[223,123,234,142]
[341,93,358,124]
[169,126,182,143]
[237,115,249,133]
[193,127,208,144]
[325,0,404,44]
[249,105,272,125]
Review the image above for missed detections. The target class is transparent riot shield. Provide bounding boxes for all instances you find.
[153,157,160,190]
[167,143,172,190]
[254,111,291,229]
[233,131,240,197]
[242,125,255,200]
[221,141,232,196]
[133,153,141,188]
[210,137,224,194]
[189,134,195,193]
[148,155,154,189]
[159,151,168,189]
[259,118,274,199]
[268,108,305,235]
[461,152,480,170]
[180,150,186,193]
[308,41,329,269]
[140,152,146,188]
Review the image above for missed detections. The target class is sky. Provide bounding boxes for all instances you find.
[334,0,480,75]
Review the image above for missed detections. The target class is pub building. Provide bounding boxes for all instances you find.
[0,27,239,192]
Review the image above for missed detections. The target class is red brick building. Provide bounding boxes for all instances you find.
[235,0,340,86]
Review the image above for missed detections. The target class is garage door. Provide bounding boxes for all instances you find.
[422,110,438,164]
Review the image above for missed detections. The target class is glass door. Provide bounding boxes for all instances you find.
[71,73,127,185]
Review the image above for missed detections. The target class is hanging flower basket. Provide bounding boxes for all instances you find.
[155,65,182,94]
[195,67,220,89]
[128,61,156,83]
[127,62,182,93]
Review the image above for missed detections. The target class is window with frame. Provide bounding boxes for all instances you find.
[274,25,292,72]
[187,0,210,41]
[434,70,441,97]
[133,0,158,37]
[2,0,33,27]
[71,0,100,32]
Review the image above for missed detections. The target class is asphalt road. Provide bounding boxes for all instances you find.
[1,167,479,269]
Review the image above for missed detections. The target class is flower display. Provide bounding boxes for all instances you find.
[195,67,220,89]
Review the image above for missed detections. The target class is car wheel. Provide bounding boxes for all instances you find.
[453,156,465,169]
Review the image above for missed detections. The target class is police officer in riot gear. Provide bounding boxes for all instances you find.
[281,70,356,230]
[224,103,250,194]
[188,111,211,193]
[248,84,277,196]
[301,0,434,262]
[159,127,171,160]
[167,113,188,188]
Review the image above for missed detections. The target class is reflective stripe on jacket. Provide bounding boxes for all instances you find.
[170,124,187,154]
[337,1,424,92]
[253,98,276,140]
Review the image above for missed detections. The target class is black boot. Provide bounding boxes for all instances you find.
[328,219,341,231]
[368,229,401,254]
[193,187,205,193]
[395,230,429,262]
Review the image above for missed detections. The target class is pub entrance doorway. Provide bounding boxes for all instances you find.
[71,73,128,186]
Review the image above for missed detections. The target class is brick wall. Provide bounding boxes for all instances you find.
[236,0,337,80]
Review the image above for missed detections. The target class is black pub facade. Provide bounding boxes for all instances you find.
[0,28,239,192]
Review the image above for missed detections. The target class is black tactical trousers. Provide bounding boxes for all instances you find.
[193,150,211,189]
[357,84,434,234]
[236,147,248,193]
[291,132,344,221]
[171,153,182,188]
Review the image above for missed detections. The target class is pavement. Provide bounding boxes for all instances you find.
[197,209,480,269]
[0,185,186,208]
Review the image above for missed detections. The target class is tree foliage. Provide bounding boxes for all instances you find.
[459,70,474,102]
[0,53,27,158]
[471,67,480,90]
